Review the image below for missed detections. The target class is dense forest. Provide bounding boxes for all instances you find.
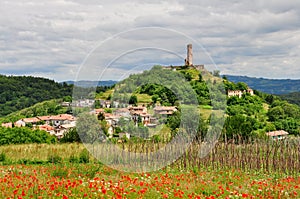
[0,75,73,117]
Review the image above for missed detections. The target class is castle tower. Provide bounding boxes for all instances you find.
[185,44,193,66]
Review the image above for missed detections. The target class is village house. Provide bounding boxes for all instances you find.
[227,89,254,98]
[114,108,131,118]
[132,112,151,126]
[128,106,152,126]
[47,114,75,127]
[37,116,51,125]
[38,124,55,135]
[128,106,147,114]
[14,114,75,127]
[266,130,289,140]
[72,99,95,107]
[154,106,177,115]
[1,122,12,128]
[14,117,41,127]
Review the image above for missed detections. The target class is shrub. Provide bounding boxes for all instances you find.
[79,149,89,163]
[68,154,79,163]
[47,154,62,164]
[0,152,6,162]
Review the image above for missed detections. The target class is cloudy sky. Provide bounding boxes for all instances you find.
[1,0,300,81]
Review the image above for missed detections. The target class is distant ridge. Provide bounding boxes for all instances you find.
[63,80,117,87]
[224,75,300,95]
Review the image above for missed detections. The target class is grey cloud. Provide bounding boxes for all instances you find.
[0,0,299,81]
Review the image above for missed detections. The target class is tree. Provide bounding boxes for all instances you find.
[236,82,248,91]
[97,112,105,121]
[212,70,220,77]
[60,128,81,143]
[76,113,103,143]
[129,95,138,105]
[267,106,285,121]
[151,94,159,104]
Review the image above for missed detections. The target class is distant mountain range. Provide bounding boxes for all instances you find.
[67,76,300,95]
[224,75,300,95]
[65,76,300,95]
[63,80,117,87]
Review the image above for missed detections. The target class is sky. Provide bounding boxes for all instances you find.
[1,0,300,81]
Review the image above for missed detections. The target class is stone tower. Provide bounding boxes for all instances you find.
[185,44,193,66]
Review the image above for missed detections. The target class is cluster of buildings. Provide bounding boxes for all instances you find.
[2,114,76,139]
[91,105,178,138]
[1,105,178,140]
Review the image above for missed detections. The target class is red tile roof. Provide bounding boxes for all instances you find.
[23,117,40,123]
[38,124,54,131]
[266,130,289,137]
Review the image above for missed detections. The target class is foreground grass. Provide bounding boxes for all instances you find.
[0,143,86,161]
[0,142,299,198]
[0,163,299,198]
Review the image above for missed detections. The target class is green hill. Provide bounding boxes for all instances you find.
[279,92,300,106]
[224,75,300,94]
[0,99,68,124]
[0,75,73,117]
[107,66,300,139]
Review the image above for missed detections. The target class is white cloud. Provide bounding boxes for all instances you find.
[0,0,300,81]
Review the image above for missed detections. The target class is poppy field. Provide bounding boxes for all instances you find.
[0,163,299,199]
[0,141,299,198]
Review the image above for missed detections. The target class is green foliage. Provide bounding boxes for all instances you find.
[212,70,220,77]
[97,112,105,121]
[121,121,149,139]
[79,149,90,163]
[190,80,210,105]
[167,110,181,132]
[68,154,79,163]
[267,100,300,135]
[280,92,300,106]
[0,75,73,117]
[51,167,68,178]
[0,99,66,124]
[104,108,112,113]
[113,66,199,106]
[60,128,81,143]
[129,95,138,105]
[47,154,62,164]
[0,127,56,145]
[63,96,72,102]
[223,114,258,142]
[76,113,103,143]
[0,152,6,162]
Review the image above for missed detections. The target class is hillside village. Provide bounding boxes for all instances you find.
[1,44,297,142]
[1,104,177,140]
